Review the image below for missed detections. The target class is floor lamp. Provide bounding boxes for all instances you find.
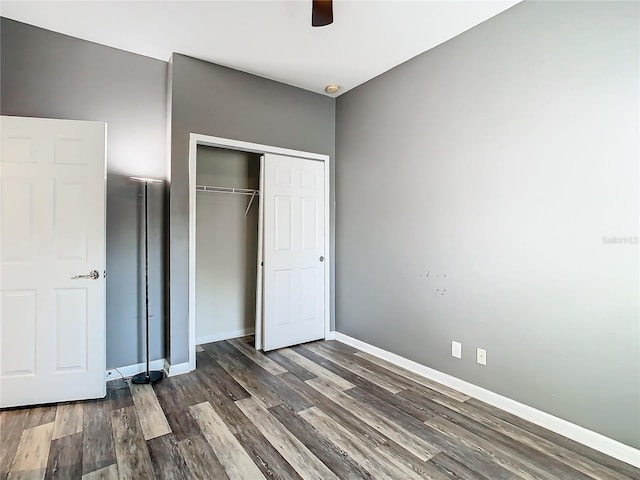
[130,176,164,385]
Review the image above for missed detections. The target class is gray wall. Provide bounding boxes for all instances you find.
[168,54,335,364]
[335,1,639,448]
[0,18,168,369]
[195,146,260,342]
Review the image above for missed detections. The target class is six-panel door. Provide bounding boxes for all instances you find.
[263,153,325,351]
[0,116,106,407]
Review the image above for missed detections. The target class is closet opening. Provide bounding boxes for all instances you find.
[195,146,261,347]
[186,133,331,373]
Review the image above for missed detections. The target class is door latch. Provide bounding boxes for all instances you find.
[71,270,100,280]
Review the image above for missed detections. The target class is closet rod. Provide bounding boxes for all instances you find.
[196,184,259,217]
[196,185,260,196]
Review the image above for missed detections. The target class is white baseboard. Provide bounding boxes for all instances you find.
[333,331,640,468]
[105,358,166,381]
[325,331,336,340]
[196,328,255,346]
[163,360,193,378]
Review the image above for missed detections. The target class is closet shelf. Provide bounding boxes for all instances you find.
[196,185,259,196]
[196,185,259,216]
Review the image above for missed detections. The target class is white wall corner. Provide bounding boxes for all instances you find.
[333,332,640,469]
[163,360,193,378]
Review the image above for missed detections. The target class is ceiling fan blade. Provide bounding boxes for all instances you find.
[312,0,333,27]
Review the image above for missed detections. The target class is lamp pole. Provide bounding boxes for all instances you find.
[130,177,164,385]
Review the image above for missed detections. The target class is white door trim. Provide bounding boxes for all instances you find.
[187,133,331,369]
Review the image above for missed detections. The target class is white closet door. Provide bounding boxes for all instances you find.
[0,116,106,407]
[263,153,325,351]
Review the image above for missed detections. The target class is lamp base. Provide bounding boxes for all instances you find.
[131,370,164,385]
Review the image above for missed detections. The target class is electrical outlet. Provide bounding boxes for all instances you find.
[451,341,462,359]
[477,348,487,366]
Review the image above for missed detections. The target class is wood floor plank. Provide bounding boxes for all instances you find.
[428,452,492,480]
[44,431,83,479]
[323,340,360,355]
[256,374,314,412]
[51,403,83,439]
[279,348,355,391]
[23,406,57,429]
[374,442,449,480]
[305,341,409,393]
[130,383,171,440]
[81,464,118,480]
[439,414,597,480]
[206,343,283,408]
[396,389,524,480]
[357,384,509,479]
[427,415,586,480]
[106,379,133,411]
[191,369,242,409]
[236,397,340,480]
[110,406,155,480]
[218,341,313,411]
[280,387,437,480]
[298,406,409,480]
[189,401,266,480]
[265,350,318,381]
[228,337,288,375]
[196,345,204,353]
[7,422,54,480]
[346,386,446,458]
[269,403,374,479]
[294,344,409,400]
[82,398,116,475]
[354,350,471,401]
[188,376,304,480]
[424,399,603,480]
[399,387,474,421]
[177,434,230,480]
[464,397,640,480]
[194,353,251,402]
[279,372,390,448]
[212,364,280,407]
[146,433,190,480]
[324,342,446,398]
[171,372,211,407]
[0,409,27,478]
[350,382,435,423]
[431,392,633,480]
[307,377,439,461]
[152,378,201,442]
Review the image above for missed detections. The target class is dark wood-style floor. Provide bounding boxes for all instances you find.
[1,338,638,480]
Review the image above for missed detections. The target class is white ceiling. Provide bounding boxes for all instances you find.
[0,0,519,96]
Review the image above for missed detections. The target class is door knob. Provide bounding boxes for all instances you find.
[319,256,324,262]
[71,270,100,280]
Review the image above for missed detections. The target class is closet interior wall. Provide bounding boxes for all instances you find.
[195,145,261,344]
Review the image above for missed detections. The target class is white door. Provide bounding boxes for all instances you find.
[262,153,325,351]
[0,116,106,407]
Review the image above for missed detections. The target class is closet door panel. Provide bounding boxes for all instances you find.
[275,196,292,252]
[263,154,325,351]
[274,268,294,326]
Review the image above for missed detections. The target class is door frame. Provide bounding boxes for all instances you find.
[187,133,330,367]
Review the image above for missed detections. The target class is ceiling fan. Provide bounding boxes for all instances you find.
[312,0,333,27]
